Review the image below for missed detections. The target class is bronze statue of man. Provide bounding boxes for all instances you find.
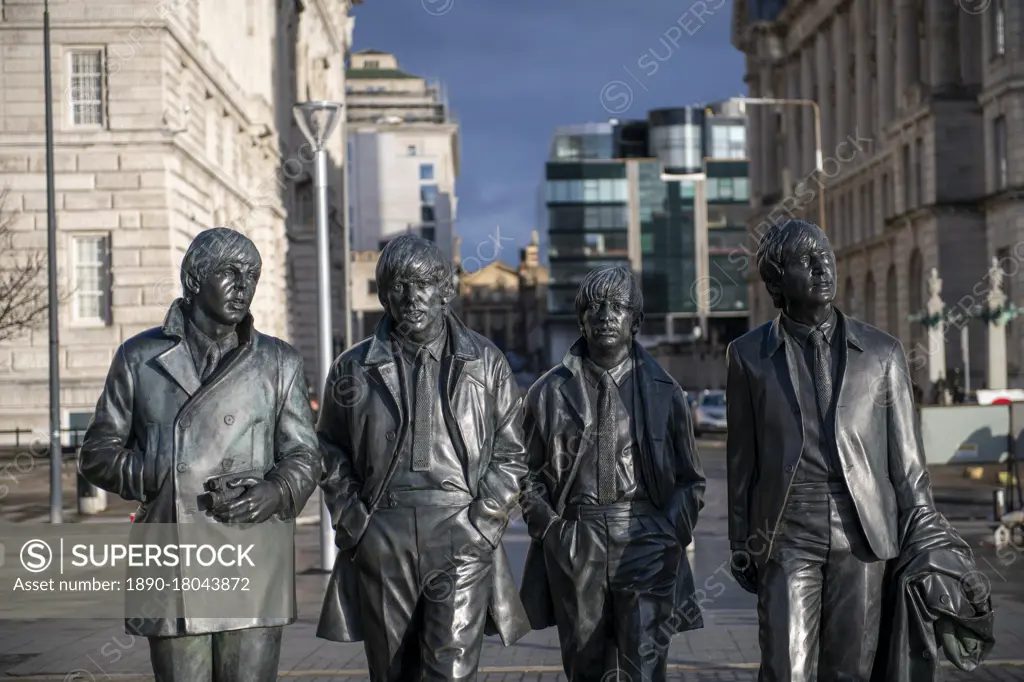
[726,219,936,681]
[80,227,322,682]
[315,234,531,681]
[519,265,706,682]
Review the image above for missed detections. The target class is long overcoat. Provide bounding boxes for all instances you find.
[315,312,532,646]
[80,299,321,637]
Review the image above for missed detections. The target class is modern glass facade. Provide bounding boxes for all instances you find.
[545,128,629,315]
[706,159,750,316]
[542,101,751,363]
[638,160,697,315]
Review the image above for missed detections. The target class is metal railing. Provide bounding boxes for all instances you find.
[0,427,88,452]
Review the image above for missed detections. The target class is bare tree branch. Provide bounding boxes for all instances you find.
[0,188,49,343]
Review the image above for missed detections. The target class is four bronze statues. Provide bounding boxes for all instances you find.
[79,225,994,682]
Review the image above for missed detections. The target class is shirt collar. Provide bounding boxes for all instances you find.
[582,354,634,389]
[184,316,238,365]
[781,307,837,348]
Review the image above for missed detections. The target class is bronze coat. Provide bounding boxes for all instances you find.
[725,309,935,565]
[518,339,707,632]
[315,312,532,646]
[79,299,321,637]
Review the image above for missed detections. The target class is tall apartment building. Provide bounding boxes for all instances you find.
[542,102,750,367]
[346,50,459,260]
[0,0,359,437]
[733,0,1022,389]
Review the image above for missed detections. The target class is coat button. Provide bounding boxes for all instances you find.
[180,418,191,429]
[386,431,396,441]
[176,462,189,473]
[224,415,234,425]
[940,594,950,605]
[388,492,398,508]
[785,465,795,473]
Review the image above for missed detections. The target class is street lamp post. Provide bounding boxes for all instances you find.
[43,0,62,524]
[737,97,825,232]
[292,101,343,572]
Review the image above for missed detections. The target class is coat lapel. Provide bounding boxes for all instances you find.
[763,315,806,475]
[558,339,594,432]
[154,342,202,397]
[634,346,675,507]
[833,310,865,448]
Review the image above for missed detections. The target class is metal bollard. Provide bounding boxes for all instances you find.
[76,452,107,515]
[993,489,1006,522]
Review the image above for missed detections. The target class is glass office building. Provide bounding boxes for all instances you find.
[544,123,630,318]
[542,102,750,365]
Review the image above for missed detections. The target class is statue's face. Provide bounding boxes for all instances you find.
[193,261,259,326]
[778,227,836,309]
[581,294,634,353]
[385,274,446,343]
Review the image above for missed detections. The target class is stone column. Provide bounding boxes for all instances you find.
[746,68,763,200]
[833,11,851,141]
[815,30,833,154]
[959,3,983,87]
[876,0,894,127]
[925,268,947,385]
[786,56,803,192]
[988,258,1008,390]
[759,66,778,197]
[896,0,920,109]
[801,46,816,172]
[854,0,872,137]
[928,0,960,94]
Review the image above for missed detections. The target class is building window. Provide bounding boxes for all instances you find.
[710,124,747,159]
[546,179,628,203]
[421,205,436,222]
[994,115,1008,190]
[368,280,378,295]
[407,145,417,156]
[915,138,924,206]
[641,233,654,255]
[68,50,105,126]
[992,0,1006,57]
[72,234,111,324]
[419,163,434,181]
[364,60,380,69]
[420,184,438,205]
[378,239,391,250]
[421,226,435,242]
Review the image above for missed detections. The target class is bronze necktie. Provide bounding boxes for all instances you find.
[200,345,221,382]
[597,372,617,504]
[808,329,833,421]
[411,350,433,471]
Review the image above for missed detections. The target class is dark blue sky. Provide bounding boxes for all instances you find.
[349,0,746,266]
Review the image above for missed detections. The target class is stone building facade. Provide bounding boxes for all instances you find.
[733,0,1021,390]
[0,0,359,438]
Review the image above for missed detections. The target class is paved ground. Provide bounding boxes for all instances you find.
[1,440,1023,681]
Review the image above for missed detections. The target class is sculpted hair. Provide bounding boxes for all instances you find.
[375,234,455,307]
[180,227,262,303]
[574,265,644,328]
[756,219,821,309]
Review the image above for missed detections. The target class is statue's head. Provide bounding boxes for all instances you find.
[180,227,261,326]
[756,219,835,312]
[376,234,455,343]
[574,266,644,354]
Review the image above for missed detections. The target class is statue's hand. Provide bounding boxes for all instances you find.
[730,550,758,594]
[211,478,282,524]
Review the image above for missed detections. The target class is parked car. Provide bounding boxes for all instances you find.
[693,389,727,437]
